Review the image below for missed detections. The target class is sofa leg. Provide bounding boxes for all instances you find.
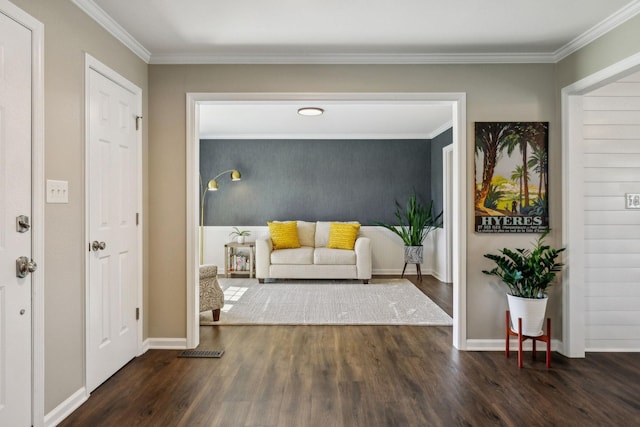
[258,278,265,284]
[363,280,369,284]
[212,309,221,322]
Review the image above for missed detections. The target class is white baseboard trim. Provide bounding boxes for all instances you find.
[586,347,640,352]
[466,338,562,352]
[44,387,88,427]
[145,337,188,349]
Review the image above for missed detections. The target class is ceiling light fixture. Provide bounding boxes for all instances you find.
[297,107,324,116]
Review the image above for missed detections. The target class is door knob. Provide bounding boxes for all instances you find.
[16,256,37,278]
[91,241,107,252]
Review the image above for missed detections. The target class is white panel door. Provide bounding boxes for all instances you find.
[0,11,33,426]
[87,69,139,392]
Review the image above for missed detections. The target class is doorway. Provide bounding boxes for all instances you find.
[186,93,467,350]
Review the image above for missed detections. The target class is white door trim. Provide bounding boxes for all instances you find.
[561,51,640,357]
[0,1,45,425]
[442,144,454,283]
[186,92,467,350]
[84,54,144,386]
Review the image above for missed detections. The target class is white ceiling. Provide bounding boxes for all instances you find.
[82,0,639,64]
[74,0,640,138]
[199,102,453,140]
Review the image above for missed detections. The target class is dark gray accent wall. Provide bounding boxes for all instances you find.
[430,128,453,216]
[200,139,434,226]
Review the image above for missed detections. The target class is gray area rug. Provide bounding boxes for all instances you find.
[200,278,453,326]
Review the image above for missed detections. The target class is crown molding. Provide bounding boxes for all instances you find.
[73,0,640,66]
[427,121,454,139]
[149,52,556,65]
[554,0,640,62]
[71,0,151,63]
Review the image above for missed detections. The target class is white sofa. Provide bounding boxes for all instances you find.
[256,221,372,283]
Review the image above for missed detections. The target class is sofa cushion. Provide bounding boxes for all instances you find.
[297,220,316,247]
[327,222,361,250]
[314,247,357,265]
[315,221,360,247]
[271,247,314,265]
[268,221,300,249]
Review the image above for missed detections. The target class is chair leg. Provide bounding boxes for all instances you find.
[212,308,220,322]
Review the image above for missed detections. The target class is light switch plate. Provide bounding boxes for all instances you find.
[46,180,69,203]
[626,193,640,209]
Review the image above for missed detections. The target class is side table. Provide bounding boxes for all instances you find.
[224,242,255,278]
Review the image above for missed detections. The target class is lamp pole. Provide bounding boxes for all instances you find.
[199,169,241,265]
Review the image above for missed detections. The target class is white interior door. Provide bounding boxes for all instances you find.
[87,68,139,392]
[0,11,33,426]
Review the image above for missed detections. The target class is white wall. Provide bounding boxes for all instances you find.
[202,225,445,278]
[582,70,640,351]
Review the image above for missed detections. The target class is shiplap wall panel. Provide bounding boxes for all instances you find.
[585,225,640,239]
[584,268,640,282]
[582,72,640,352]
[585,297,640,312]
[584,196,624,211]
[584,168,640,182]
[583,96,640,110]
[587,282,640,296]
[584,239,640,253]
[586,340,640,350]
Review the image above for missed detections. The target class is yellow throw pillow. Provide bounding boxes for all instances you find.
[327,222,361,250]
[268,221,301,249]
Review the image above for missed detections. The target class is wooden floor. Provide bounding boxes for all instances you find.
[61,275,640,426]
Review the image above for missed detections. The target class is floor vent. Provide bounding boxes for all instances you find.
[178,350,224,358]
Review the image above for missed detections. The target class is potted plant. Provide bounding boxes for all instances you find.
[482,231,564,336]
[229,227,251,244]
[376,193,443,266]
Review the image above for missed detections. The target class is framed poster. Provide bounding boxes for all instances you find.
[474,122,549,233]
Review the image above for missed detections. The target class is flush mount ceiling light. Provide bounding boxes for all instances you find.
[297,107,324,116]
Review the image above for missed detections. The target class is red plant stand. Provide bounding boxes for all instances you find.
[505,310,551,368]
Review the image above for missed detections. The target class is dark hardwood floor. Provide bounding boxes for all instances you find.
[60,275,640,426]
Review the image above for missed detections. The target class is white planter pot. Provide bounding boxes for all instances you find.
[404,245,423,264]
[506,294,548,337]
[236,236,245,244]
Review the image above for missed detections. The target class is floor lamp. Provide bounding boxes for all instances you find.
[200,169,241,265]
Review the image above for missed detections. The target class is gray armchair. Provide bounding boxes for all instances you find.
[199,264,224,321]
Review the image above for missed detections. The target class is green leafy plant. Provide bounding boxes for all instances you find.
[482,231,565,299]
[376,194,443,246]
[229,227,251,238]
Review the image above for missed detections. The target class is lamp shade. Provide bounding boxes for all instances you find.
[207,179,219,191]
[230,170,241,181]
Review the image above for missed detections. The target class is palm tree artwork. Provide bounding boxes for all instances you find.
[474,122,549,233]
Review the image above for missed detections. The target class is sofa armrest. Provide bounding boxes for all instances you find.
[256,237,273,279]
[354,237,372,280]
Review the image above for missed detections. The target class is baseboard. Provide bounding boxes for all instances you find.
[44,387,88,427]
[466,338,562,352]
[145,337,188,349]
[372,268,437,277]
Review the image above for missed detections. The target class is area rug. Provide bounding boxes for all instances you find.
[199,278,453,326]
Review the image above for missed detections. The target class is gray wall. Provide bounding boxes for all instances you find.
[200,139,434,225]
[430,128,453,216]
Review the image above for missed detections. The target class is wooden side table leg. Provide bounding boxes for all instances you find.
[532,336,537,360]
[505,311,510,358]
[416,264,422,281]
[401,263,408,278]
[518,317,523,369]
